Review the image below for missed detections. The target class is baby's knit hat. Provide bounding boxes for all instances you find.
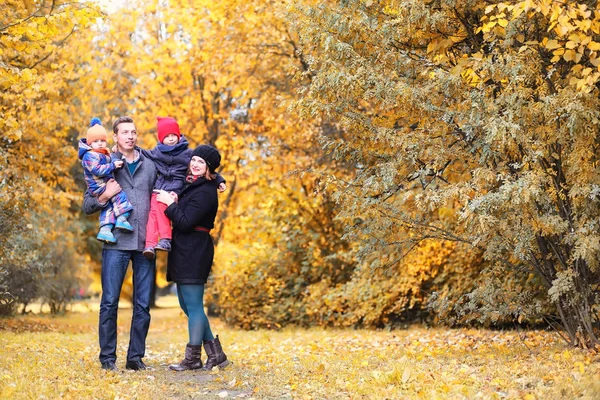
[192,145,221,172]
[86,117,107,144]
[157,116,181,143]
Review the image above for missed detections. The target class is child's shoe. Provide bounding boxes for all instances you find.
[97,225,117,243]
[143,247,155,260]
[155,238,171,252]
[115,214,133,232]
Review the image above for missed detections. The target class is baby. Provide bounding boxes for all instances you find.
[78,117,133,243]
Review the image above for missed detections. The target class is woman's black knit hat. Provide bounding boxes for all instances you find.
[192,145,221,172]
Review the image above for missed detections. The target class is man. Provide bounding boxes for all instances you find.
[83,116,157,371]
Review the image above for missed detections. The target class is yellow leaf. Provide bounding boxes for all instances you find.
[563,49,576,61]
[571,64,584,73]
[427,40,440,54]
[545,39,561,50]
[481,21,497,33]
[555,24,571,36]
[565,41,577,49]
[567,33,581,43]
[588,41,600,51]
[493,26,506,36]
[512,3,525,18]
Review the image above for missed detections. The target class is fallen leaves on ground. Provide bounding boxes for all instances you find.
[0,299,599,399]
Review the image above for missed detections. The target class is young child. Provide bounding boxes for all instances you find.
[78,117,134,243]
[140,116,225,259]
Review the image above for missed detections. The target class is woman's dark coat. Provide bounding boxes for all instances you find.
[165,177,219,284]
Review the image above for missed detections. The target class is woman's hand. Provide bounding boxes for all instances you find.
[155,189,176,206]
[218,183,226,192]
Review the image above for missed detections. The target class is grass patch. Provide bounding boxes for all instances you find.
[1,297,599,399]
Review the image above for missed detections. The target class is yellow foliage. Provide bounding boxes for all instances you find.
[301,240,485,328]
[484,0,600,92]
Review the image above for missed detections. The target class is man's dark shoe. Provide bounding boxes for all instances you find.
[125,360,147,371]
[101,361,118,371]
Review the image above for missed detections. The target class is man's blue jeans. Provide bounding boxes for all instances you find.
[99,249,155,364]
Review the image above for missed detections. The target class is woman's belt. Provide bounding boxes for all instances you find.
[194,226,211,233]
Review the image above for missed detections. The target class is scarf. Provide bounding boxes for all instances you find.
[93,148,111,156]
[186,174,200,184]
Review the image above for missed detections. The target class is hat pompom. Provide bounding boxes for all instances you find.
[90,117,102,127]
[86,117,107,144]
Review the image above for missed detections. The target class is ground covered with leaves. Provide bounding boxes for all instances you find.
[0,299,598,399]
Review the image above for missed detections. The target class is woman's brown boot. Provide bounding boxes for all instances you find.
[202,336,230,370]
[169,343,202,371]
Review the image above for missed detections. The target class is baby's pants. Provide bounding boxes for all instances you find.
[145,192,172,247]
[99,190,133,227]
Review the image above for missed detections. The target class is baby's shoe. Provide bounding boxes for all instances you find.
[115,214,133,232]
[155,238,171,252]
[97,225,117,244]
[143,247,155,260]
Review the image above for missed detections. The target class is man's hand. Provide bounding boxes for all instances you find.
[98,179,122,203]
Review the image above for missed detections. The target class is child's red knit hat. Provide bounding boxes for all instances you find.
[156,116,181,143]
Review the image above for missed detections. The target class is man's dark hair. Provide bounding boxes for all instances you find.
[112,116,134,134]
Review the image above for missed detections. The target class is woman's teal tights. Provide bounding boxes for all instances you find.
[176,284,215,345]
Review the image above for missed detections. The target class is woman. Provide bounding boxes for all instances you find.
[156,145,229,371]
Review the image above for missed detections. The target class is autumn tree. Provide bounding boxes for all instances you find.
[2,0,553,330]
[0,0,102,313]
[289,0,600,347]
[65,0,360,320]
[73,0,502,329]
